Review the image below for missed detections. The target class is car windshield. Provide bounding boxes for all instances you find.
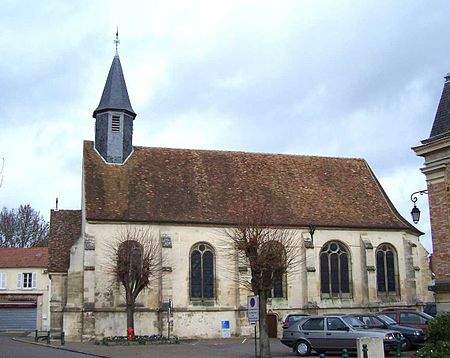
[288,315,307,323]
[421,312,434,320]
[377,314,397,325]
[342,316,365,328]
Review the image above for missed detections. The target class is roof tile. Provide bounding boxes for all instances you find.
[83,141,414,231]
[0,247,48,268]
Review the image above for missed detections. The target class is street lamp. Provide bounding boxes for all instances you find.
[410,190,428,224]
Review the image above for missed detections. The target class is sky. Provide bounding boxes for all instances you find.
[1,0,449,253]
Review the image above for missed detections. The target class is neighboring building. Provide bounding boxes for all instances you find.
[0,247,49,331]
[49,50,433,341]
[413,73,450,313]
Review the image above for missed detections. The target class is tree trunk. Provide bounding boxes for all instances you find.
[258,291,271,358]
[126,302,135,337]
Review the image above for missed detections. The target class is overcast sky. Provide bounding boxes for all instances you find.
[1,0,449,252]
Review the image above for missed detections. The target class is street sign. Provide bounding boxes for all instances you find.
[221,320,231,338]
[247,295,259,323]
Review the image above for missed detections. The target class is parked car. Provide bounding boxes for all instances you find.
[280,315,404,356]
[348,313,425,350]
[381,309,434,333]
[282,313,310,329]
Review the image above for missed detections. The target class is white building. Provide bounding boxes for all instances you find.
[49,51,433,341]
[0,247,50,331]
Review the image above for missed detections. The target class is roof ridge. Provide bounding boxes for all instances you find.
[83,140,364,161]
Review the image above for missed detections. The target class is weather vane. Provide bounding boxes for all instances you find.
[114,27,120,55]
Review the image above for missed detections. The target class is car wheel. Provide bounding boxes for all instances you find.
[403,337,412,351]
[294,340,311,356]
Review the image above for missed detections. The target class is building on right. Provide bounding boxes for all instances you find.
[413,74,450,313]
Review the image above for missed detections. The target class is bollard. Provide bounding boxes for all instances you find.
[46,331,51,345]
[320,354,326,358]
[61,331,65,346]
[35,330,38,342]
[362,343,368,358]
[396,336,402,358]
[342,348,349,358]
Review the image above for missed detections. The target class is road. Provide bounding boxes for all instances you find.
[0,334,92,358]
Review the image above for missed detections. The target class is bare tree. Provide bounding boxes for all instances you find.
[223,201,300,358]
[104,226,162,336]
[0,204,49,247]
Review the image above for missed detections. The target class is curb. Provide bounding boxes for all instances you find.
[12,337,108,358]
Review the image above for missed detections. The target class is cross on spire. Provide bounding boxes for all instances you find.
[114,28,120,55]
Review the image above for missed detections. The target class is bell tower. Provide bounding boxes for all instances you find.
[413,73,450,313]
[93,32,136,164]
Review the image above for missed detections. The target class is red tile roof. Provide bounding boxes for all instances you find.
[83,141,417,232]
[0,247,48,268]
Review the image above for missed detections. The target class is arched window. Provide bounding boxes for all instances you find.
[261,241,287,299]
[117,240,146,285]
[376,244,398,296]
[190,243,215,301]
[320,241,351,298]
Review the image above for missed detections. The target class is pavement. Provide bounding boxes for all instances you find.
[12,336,293,358]
[10,334,419,358]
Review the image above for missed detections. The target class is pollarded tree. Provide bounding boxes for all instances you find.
[105,226,162,335]
[223,201,300,358]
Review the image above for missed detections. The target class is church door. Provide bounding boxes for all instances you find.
[267,314,278,338]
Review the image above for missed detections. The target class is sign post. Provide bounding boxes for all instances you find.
[247,295,259,357]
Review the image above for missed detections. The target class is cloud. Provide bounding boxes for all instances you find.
[2,0,449,254]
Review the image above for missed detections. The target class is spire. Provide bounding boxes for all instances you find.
[423,74,450,144]
[93,32,135,119]
[92,32,136,164]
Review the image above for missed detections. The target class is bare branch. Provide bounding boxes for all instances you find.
[220,199,302,294]
[0,204,49,247]
[220,198,303,358]
[103,225,163,333]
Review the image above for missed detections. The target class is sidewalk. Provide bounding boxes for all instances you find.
[13,335,417,358]
[13,336,293,358]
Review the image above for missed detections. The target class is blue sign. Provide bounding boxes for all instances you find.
[247,295,259,322]
[221,320,231,337]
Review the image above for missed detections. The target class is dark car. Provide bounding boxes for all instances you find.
[280,315,403,356]
[423,303,437,317]
[282,313,310,329]
[382,309,434,333]
[349,313,425,350]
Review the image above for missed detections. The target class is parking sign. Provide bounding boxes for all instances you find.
[247,295,259,323]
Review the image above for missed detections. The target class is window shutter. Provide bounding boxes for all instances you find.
[0,273,5,289]
[32,272,37,288]
[17,273,22,289]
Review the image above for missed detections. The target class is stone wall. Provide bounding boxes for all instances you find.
[69,222,432,340]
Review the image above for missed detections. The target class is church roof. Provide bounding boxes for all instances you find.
[48,209,81,272]
[423,74,450,144]
[93,55,136,118]
[0,247,48,268]
[83,141,416,232]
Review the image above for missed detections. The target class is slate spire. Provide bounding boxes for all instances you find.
[93,54,136,118]
[93,33,136,164]
[423,74,450,144]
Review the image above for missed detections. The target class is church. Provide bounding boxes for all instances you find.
[48,50,432,341]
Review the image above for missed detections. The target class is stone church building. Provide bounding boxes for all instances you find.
[49,51,432,341]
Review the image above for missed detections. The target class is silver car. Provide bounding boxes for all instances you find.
[280,315,404,356]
